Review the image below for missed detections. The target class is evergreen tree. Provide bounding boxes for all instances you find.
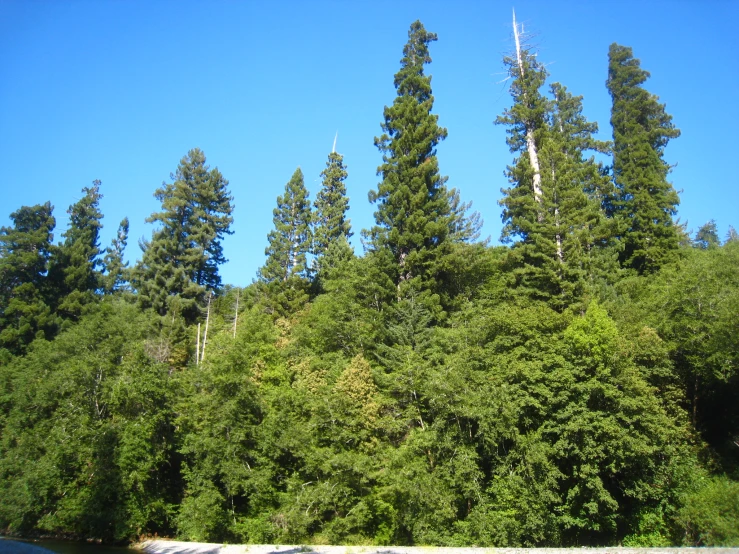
[366,20,452,300]
[607,43,681,274]
[135,148,233,320]
[50,180,104,320]
[313,150,352,272]
[497,27,615,308]
[0,203,57,354]
[694,220,720,249]
[102,217,130,294]
[261,168,312,283]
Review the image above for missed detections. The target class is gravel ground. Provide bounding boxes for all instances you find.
[137,542,739,554]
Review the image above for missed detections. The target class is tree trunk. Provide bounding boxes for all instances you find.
[513,9,543,221]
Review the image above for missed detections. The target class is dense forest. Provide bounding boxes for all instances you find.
[1,19,738,548]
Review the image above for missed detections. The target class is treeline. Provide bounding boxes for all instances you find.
[1,20,738,547]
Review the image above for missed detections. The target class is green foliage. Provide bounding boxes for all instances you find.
[0,301,178,541]
[497,44,617,310]
[677,475,739,546]
[102,217,130,294]
[366,20,453,302]
[694,219,720,249]
[261,168,312,285]
[607,43,682,274]
[1,18,737,548]
[313,151,352,274]
[135,148,234,321]
[49,180,105,322]
[0,202,58,354]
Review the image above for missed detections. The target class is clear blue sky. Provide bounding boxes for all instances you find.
[2,0,737,287]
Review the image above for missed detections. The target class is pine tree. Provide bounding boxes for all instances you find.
[135,148,233,319]
[313,150,352,272]
[0,202,57,354]
[607,43,681,274]
[366,20,452,300]
[50,180,104,320]
[261,168,312,283]
[102,217,130,293]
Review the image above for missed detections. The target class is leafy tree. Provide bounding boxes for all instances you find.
[102,217,130,294]
[677,475,739,546]
[0,301,179,541]
[261,168,312,283]
[607,44,681,274]
[135,148,234,320]
[366,20,453,301]
[641,242,739,448]
[0,202,57,354]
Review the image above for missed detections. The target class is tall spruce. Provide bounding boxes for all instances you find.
[261,168,312,283]
[135,148,233,320]
[607,43,681,274]
[0,203,57,354]
[313,150,352,272]
[366,20,452,300]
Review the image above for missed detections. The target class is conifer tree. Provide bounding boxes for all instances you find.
[0,203,57,353]
[313,150,352,273]
[135,148,233,319]
[50,180,104,320]
[366,20,452,299]
[497,25,615,307]
[607,43,681,274]
[102,217,130,293]
[261,168,312,282]
[694,220,720,250]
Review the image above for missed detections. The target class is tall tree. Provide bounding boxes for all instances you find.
[261,168,312,283]
[313,149,352,272]
[0,203,57,354]
[135,148,234,319]
[694,220,720,250]
[607,43,681,274]
[50,180,104,320]
[497,19,615,308]
[366,20,453,300]
[102,217,130,294]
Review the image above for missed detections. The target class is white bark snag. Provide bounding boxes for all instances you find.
[196,322,201,366]
[201,292,211,363]
[551,165,564,264]
[512,9,543,221]
[232,290,239,339]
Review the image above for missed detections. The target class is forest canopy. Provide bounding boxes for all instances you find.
[1,18,738,549]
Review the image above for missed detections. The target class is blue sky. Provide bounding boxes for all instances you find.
[1,0,737,287]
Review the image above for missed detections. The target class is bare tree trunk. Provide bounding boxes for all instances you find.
[201,292,211,363]
[513,9,543,221]
[551,164,563,264]
[692,374,699,428]
[196,322,201,366]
